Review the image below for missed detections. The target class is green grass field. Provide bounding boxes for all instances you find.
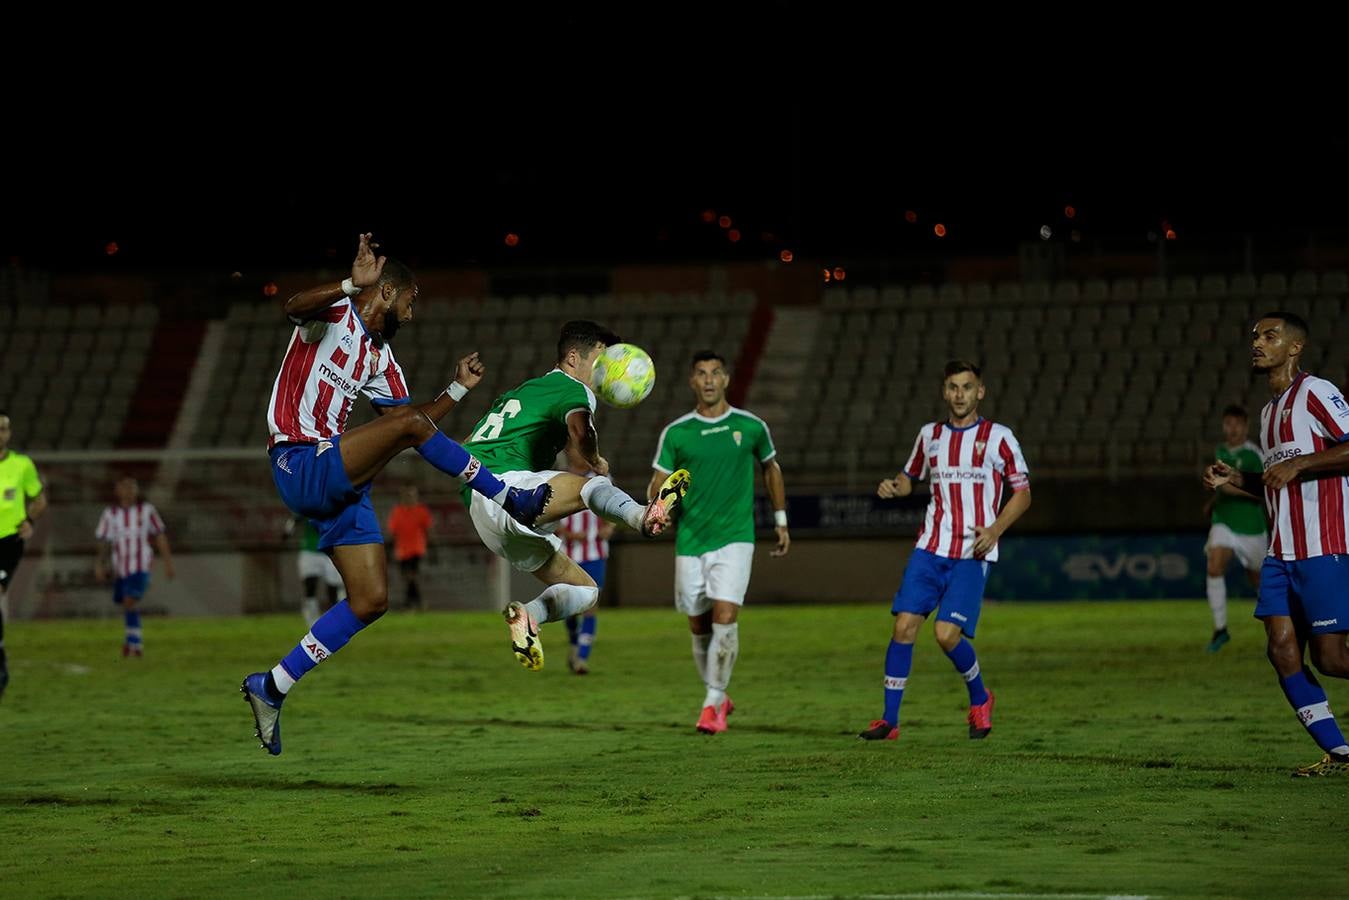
[2,600,1346,899]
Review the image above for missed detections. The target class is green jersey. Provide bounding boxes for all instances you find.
[300,520,321,553]
[461,369,596,505]
[653,407,776,556]
[0,450,42,539]
[1213,440,1266,535]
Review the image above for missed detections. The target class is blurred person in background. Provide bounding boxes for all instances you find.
[387,486,432,610]
[0,412,47,701]
[95,476,174,657]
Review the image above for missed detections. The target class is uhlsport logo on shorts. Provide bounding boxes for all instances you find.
[1313,618,1339,628]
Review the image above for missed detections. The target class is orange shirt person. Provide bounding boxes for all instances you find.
[387,486,432,610]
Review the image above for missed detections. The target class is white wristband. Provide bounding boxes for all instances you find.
[341,277,361,297]
[774,509,788,528]
[447,382,469,402]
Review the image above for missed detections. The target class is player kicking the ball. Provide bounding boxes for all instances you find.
[241,234,550,755]
[462,320,689,671]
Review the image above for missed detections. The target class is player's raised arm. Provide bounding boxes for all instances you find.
[283,233,386,321]
[408,352,486,425]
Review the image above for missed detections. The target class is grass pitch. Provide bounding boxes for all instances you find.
[1,600,1344,898]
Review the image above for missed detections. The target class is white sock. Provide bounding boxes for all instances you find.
[301,597,320,627]
[270,663,296,694]
[692,632,711,684]
[703,622,739,708]
[523,583,599,625]
[579,476,645,531]
[1206,576,1228,630]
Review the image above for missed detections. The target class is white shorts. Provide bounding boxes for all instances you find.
[674,542,755,616]
[1206,524,1268,572]
[297,550,343,588]
[468,470,564,573]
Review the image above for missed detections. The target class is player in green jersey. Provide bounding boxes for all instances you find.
[1203,404,1267,652]
[647,350,789,734]
[464,320,690,671]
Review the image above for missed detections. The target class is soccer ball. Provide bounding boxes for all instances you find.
[591,343,656,409]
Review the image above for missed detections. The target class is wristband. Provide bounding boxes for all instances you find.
[773,510,788,528]
[447,382,469,401]
[341,277,361,297]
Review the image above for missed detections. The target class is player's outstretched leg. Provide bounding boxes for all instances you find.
[242,545,387,755]
[337,406,551,527]
[533,471,690,538]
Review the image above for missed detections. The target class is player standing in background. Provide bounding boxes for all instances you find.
[241,234,550,756]
[556,465,614,674]
[285,516,343,627]
[1201,405,1266,652]
[463,320,689,672]
[95,476,175,657]
[1206,312,1349,776]
[0,412,48,701]
[648,350,789,735]
[388,486,433,610]
[859,360,1031,743]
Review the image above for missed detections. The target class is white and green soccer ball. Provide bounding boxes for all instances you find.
[590,343,656,409]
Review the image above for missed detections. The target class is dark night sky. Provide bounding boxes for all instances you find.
[6,102,1348,272]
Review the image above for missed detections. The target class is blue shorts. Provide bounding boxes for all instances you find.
[1256,555,1349,634]
[270,437,383,550]
[891,548,991,638]
[579,558,607,589]
[113,572,150,604]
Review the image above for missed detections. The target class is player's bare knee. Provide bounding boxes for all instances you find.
[933,625,961,652]
[401,407,438,443]
[892,615,920,643]
[1311,641,1349,678]
[348,590,389,623]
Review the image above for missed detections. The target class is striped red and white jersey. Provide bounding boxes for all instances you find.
[1259,371,1349,560]
[560,509,609,563]
[95,502,166,578]
[902,418,1029,562]
[266,298,410,449]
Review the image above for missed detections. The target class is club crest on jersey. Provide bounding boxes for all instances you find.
[1282,408,1293,422]
[974,440,987,455]
[733,430,742,446]
[2,488,14,502]
[341,333,354,349]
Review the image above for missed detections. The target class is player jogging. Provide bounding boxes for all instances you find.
[859,360,1031,743]
[1206,311,1349,776]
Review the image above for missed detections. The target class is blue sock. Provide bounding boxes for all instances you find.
[882,640,914,726]
[124,609,142,648]
[945,638,989,706]
[274,600,368,692]
[1281,670,1349,755]
[417,433,506,501]
[578,615,597,662]
[565,615,579,647]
